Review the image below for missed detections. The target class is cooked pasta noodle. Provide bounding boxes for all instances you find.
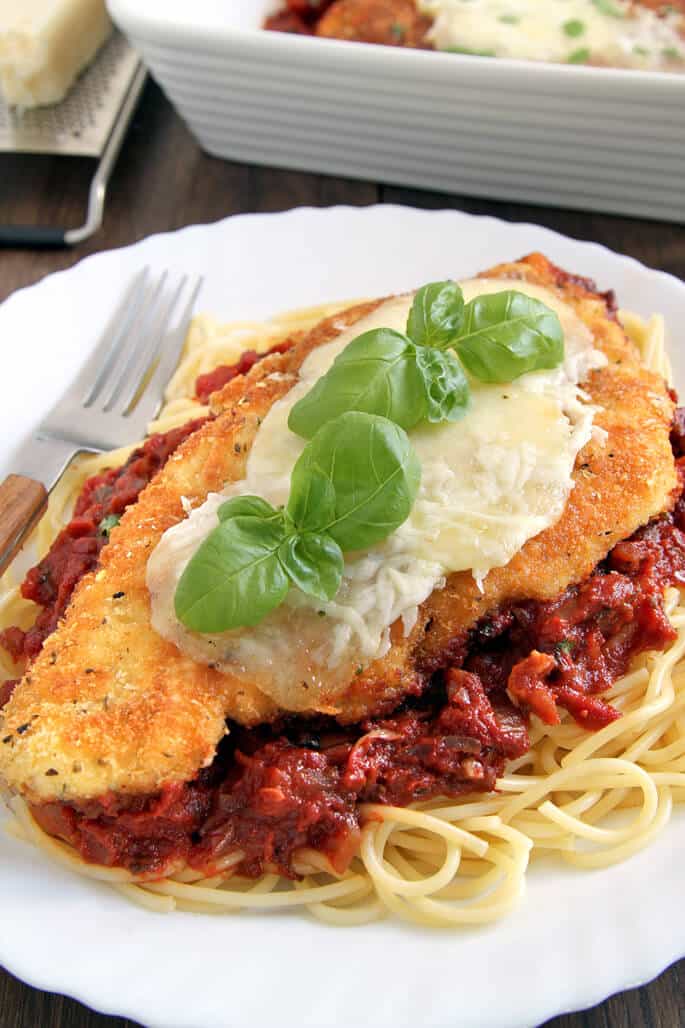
[2,302,684,928]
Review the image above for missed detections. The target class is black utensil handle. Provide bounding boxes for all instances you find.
[0,225,67,248]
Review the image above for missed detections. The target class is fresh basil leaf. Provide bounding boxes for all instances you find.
[218,495,280,522]
[415,347,470,423]
[98,514,120,537]
[278,532,344,602]
[288,329,426,438]
[174,515,289,633]
[286,465,337,532]
[406,281,465,350]
[293,411,421,551]
[455,291,564,383]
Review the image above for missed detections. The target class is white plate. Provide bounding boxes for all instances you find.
[0,206,684,1028]
[108,0,685,222]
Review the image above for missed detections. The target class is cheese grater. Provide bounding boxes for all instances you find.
[0,32,146,247]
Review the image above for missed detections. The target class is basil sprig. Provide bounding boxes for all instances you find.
[288,281,563,440]
[288,411,420,551]
[287,327,469,437]
[174,411,420,633]
[174,278,564,635]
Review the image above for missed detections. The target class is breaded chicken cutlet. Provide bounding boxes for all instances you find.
[0,253,677,813]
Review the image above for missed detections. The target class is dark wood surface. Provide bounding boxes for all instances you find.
[1,79,684,1028]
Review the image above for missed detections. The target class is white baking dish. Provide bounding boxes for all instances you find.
[108,0,685,221]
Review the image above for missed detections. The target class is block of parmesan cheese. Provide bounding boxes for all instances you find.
[0,0,112,108]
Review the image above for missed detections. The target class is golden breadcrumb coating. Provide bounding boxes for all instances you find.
[0,255,676,802]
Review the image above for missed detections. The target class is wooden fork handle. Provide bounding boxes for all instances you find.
[0,475,48,577]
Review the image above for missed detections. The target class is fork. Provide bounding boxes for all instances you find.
[0,269,203,576]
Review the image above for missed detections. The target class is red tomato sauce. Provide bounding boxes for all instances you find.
[264,0,335,36]
[5,390,685,880]
[195,340,292,404]
[0,419,206,672]
[31,671,529,878]
[263,0,685,48]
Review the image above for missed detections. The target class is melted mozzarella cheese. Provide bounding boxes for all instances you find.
[420,0,684,71]
[147,279,607,711]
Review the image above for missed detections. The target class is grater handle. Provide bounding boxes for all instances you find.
[0,226,66,248]
[0,62,146,250]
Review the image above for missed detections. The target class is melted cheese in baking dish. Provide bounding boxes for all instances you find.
[420,0,684,70]
[147,279,607,711]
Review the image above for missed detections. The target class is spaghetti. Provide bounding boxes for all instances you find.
[2,302,685,928]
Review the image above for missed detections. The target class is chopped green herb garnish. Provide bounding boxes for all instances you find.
[389,22,405,41]
[447,46,497,57]
[498,14,519,24]
[98,514,120,537]
[563,19,585,38]
[633,45,649,56]
[662,47,683,61]
[591,0,625,16]
[567,47,591,64]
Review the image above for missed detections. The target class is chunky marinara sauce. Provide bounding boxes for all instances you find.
[3,353,685,880]
[195,340,292,404]
[0,419,207,677]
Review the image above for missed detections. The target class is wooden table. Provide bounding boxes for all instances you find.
[1,80,684,1028]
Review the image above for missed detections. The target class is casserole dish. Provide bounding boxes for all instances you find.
[107,3,685,243]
